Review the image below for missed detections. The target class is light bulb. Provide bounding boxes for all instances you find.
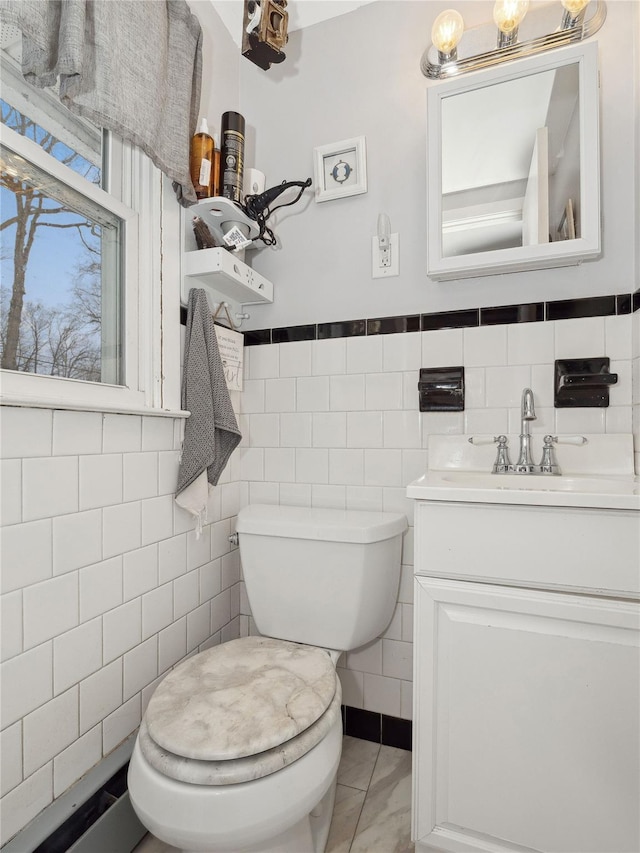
[561,0,590,14]
[493,0,529,34]
[431,10,464,56]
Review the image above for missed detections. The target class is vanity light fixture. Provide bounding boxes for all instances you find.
[560,0,591,28]
[421,0,606,79]
[431,9,465,62]
[493,0,529,48]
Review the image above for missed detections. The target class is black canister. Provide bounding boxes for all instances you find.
[219,111,245,203]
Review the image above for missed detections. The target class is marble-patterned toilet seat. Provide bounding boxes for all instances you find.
[138,635,342,785]
[138,682,342,785]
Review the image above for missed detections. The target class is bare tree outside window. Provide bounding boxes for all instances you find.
[0,99,120,384]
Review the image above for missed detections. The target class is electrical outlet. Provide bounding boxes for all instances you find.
[372,233,399,278]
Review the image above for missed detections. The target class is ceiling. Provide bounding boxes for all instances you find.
[211,0,377,47]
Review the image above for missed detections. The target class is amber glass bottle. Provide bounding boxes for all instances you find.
[190,118,214,199]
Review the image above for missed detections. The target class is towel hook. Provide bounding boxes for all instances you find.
[212,302,245,331]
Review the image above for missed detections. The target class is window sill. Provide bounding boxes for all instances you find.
[0,393,190,419]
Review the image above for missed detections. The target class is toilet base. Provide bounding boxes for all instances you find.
[182,776,336,853]
[129,715,342,853]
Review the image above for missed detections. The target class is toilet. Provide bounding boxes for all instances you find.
[128,504,407,853]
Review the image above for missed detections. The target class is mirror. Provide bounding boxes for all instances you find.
[426,42,600,281]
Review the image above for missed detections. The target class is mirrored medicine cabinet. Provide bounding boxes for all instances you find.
[426,42,601,281]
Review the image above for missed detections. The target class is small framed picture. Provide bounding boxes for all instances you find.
[557,199,576,241]
[313,136,367,203]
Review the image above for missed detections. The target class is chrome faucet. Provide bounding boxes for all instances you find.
[514,388,537,473]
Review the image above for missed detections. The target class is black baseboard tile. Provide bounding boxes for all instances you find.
[633,289,640,312]
[381,714,413,751]
[344,706,381,744]
[343,705,412,751]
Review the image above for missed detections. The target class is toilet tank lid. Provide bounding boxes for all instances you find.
[236,504,407,543]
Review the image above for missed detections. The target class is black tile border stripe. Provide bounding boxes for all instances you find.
[343,705,412,751]
[545,294,616,322]
[181,289,639,338]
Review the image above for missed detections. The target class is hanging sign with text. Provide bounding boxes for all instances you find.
[214,325,244,391]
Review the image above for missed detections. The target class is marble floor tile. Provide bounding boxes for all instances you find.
[325,784,367,853]
[349,745,414,853]
[337,735,381,791]
[133,833,178,852]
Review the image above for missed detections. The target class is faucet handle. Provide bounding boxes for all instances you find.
[550,434,588,446]
[468,435,511,473]
[538,434,587,475]
[468,435,506,446]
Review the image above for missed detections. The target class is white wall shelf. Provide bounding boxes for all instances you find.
[182,247,273,308]
[182,197,273,325]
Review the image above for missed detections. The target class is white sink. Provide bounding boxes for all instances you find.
[407,434,640,510]
[439,471,640,494]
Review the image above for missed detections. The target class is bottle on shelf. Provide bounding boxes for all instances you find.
[190,118,215,200]
[210,133,221,197]
[219,111,245,203]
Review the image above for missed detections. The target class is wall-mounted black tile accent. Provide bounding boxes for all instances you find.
[633,289,640,312]
[243,329,272,346]
[616,294,632,315]
[554,357,618,408]
[481,302,543,325]
[272,324,317,344]
[180,305,188,326]
[318,319,366,339]
[418,366,464,411]
[344,706,381,744]
[421,308,479,332]
[382,715,412,751]
[546,295,616,321]
[367,315,420,336]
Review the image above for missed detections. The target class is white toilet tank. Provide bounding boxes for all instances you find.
[236,504,407,651]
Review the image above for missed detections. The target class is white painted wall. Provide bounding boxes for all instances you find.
[238,0,638,330]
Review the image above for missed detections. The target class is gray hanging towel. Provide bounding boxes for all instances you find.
[176,289,242,530]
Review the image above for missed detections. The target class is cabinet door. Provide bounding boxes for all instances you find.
[413,577,640,853]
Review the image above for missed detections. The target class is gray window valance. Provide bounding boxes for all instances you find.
[0,0,202,204]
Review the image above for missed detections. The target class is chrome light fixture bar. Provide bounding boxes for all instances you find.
[422,0,606,79]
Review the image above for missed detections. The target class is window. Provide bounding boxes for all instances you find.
[0,29,165,413]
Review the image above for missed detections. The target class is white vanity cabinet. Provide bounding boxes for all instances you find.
[411,496,640,853]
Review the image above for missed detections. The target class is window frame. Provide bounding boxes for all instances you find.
[0,113,169,415]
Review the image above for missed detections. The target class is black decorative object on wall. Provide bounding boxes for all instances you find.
[554,357,618,407]
[418,366,465,412]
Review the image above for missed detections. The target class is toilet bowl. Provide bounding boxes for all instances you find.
[128,504,407,853]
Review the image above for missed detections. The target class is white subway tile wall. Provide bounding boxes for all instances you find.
[0,409,244,846]
[237,316,636,722]
[0,313,637,846]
